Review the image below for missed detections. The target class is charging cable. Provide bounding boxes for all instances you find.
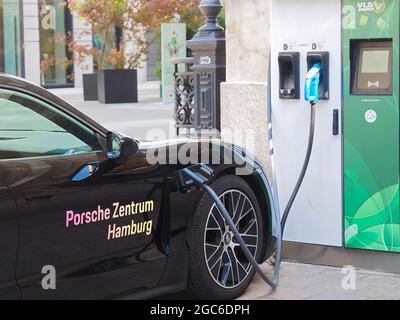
[177,64,322,289]
[178,166,280,288]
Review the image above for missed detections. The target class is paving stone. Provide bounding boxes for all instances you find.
[240,261,400,300]
[278,262,328,277]
[306,292,369,300]
[352,285,400,300]
[278,274,332,290]
[303,278,349,293]
[317,268,370,281]
[240,285,321,300]
[355,274,400,289]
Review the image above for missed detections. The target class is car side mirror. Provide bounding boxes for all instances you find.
[106,132,139,165]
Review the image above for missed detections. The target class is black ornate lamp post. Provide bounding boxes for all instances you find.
[188,0,226,134]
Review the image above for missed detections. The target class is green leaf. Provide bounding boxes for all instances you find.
[353,184,398,219]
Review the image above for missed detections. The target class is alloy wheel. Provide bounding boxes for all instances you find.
[203,189,259,289]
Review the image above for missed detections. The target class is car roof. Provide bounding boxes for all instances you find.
[0,73,108,137]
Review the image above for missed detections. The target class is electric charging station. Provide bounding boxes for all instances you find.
[181,0,399,290]
[343,0,399,252]
[270,0,400,254]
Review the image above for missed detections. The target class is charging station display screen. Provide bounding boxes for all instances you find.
[361,50,390,73]
[352,40,392,95]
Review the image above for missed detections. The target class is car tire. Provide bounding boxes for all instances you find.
[186,175,264,300]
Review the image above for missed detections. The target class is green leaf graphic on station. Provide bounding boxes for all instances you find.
[345,185,400,252]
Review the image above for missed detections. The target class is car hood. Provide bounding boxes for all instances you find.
[137,137,257,172]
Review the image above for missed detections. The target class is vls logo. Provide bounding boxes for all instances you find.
[374,0,386,13]
[357,1,385,13]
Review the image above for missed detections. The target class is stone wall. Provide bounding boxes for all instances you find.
[225,0,270,83]
[221,0,272,177]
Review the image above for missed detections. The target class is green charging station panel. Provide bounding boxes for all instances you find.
[343,0,400,252]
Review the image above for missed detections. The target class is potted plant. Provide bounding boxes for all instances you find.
[65,0,147,103]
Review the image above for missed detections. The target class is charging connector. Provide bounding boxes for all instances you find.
[305,63,322,104]
[176,164,215,193]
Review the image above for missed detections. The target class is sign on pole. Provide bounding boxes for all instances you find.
[161,23,186,104]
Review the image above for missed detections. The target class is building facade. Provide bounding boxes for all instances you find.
[2,0,148,89]
[22,0,91,88]
[0,0,24,79]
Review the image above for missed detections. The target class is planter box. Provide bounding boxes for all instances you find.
[97,69,138,104]
[82,73,98,101]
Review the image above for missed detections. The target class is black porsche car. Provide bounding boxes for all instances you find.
[0,74,274,300]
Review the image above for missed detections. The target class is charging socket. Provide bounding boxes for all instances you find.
[278,52,300,99]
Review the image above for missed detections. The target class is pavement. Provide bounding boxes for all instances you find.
[50,81,177,141]
[239,261,400,300]
[50,82,400,300]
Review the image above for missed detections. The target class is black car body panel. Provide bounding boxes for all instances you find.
[0,182,19,299]
[0,74,274,299]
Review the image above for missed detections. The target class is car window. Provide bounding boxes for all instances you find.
[0,88,104,160]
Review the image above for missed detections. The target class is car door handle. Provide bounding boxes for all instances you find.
[71,162,101,182]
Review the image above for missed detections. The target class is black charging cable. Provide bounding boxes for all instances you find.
[177,102,317,289]
[281,103,316,232]
[179,167,278,288]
